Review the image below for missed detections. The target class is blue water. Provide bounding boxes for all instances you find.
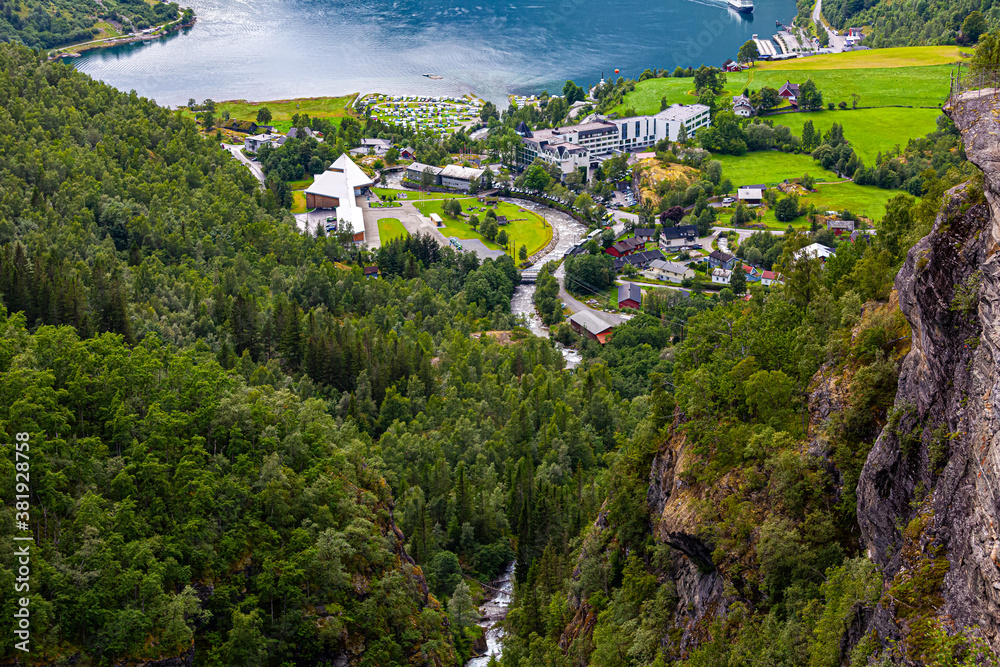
[71,0,797,107]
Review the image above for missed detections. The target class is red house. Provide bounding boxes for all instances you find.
[605,237,645,258]
[778,81,800,107]
[618,282,642,310]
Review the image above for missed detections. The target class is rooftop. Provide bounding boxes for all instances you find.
[618,282,643,305]
[569,310,615,335]
[440,164,485,181]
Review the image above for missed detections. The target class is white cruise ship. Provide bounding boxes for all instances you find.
[728,0,754,13]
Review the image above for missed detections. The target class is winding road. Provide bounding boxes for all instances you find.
[812,0,847,52]
[223,144,265,186]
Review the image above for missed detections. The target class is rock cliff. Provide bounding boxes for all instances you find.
[857,90,1000,652]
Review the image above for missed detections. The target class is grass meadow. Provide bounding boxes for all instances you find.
[377,218,409,243]
[413,198,552,257]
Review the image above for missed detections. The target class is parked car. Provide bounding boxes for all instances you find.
[722,197,736,204]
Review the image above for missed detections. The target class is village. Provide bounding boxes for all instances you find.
[206,31,940,353]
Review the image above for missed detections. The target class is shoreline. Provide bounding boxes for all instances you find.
[50,17,196,61]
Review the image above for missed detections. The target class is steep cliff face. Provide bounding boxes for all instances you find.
[857,92,1000,650]
[646,429,728,654]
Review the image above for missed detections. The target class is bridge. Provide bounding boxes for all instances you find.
[520,269,539,284]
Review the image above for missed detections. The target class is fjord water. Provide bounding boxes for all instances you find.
[73,0,796,107]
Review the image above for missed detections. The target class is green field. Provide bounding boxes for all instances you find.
[803,181,901,220]
[721,180,901,229]
[736,65,951,109]
[183,95,356,132]
[92,21,123,39]
[291,191,307,214]
[766,108,942,165]
[617,64,951,116]
[377,217,409,243]
[413,198,552,258]
[714,152,841,187]
[372,187,469,201]
[618,59,949,168]
[754,46,962,71]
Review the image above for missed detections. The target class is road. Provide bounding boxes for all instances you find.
[555,263,627,327]
[812,0,847,51]
[223,144,265,186]
[363,199,449,247]
[50,17,187,58]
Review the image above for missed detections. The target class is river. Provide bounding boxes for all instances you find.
[69,0,797,107]
[467,562,515,667]
[508,199,585,368]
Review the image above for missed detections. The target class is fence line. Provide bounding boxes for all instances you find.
[948,63,1000,105]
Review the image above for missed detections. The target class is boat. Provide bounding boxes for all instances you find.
[728,0,754,13]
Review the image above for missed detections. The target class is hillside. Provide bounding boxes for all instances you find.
[0,42,651,666]
[0,0,188,50]
[616,64,952,162]
[495,68,995,667]
[0,43,475,664]
[858,85,1000,662]
[821,0,998,46]
[2,26,999,667]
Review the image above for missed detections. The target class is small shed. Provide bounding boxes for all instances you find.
[430,213,444,227]
[618,282,643,310]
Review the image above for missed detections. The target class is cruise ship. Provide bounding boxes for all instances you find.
[728,0,754,13]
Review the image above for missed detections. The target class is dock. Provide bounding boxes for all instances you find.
[752,34,778,58]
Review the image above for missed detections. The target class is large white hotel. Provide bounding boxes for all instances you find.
[514,103,711,179]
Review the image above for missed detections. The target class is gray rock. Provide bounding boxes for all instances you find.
[857,91,1000,649]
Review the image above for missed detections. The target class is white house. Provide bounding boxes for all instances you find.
[244,133,277,153]
[659,224,699,250]
[711,268,732,284]
[732,95,755,118]
[794,243,837,262]
[760,270,784,286]
[737,184,767,205]
[350,137,393,157]
[645,259,694,283]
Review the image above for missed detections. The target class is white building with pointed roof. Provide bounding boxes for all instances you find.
[304,154,374,240]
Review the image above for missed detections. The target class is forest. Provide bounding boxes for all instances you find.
[0,33,992,667]
[820,0,998,46]
[0,0,185,50]
[0,43,690,665]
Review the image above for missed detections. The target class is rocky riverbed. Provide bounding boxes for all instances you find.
[466,562,515,666]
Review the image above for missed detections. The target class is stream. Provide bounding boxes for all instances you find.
[507,198,587,368]
[466,562,516,667]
